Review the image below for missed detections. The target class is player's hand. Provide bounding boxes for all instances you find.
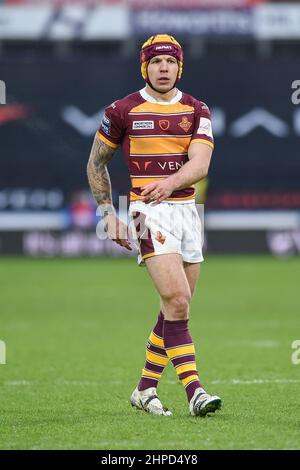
[140,179,175,205]
[104,214,132,251]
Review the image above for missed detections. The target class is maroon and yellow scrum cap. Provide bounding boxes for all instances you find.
[140,34,183,84]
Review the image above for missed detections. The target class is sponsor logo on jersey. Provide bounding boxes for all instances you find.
[132,161,141,171]
[159,120,170,131]
[178,116,192,132]
[157,161,184,171]
[197,117,213,139]
[133,120,154,130]
[100,114,111,136]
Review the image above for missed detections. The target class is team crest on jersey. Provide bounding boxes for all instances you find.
[159,120,170,131]
[178,117,192,132]
[132,121,154,130]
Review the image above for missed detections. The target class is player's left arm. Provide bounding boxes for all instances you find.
[168,141,212,190]
[141,142,212,204]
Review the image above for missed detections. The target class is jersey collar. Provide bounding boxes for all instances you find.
[140,87,182,105]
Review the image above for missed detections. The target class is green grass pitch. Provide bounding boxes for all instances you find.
[0,255,299,450]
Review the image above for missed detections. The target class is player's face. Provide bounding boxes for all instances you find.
[147,55,179,92]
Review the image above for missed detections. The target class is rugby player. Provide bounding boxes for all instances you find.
[87,34,222,417]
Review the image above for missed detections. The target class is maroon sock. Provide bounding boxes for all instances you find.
[163,319,203,402]
[138,311,169,391]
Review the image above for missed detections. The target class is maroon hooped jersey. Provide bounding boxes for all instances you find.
[97,88,214,203]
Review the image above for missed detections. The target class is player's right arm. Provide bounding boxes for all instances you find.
[87,134,132,251]
[87,134,115,207]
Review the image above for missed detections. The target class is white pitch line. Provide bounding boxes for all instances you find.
[4,380,32,386]
[249,340,280,348]
[211,378,300,385]
[6,378,299,387]
[225,340,280,348]
[3,380,101,387]
[56,380,100,386]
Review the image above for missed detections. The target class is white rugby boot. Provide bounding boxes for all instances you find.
[130,387,172,416]
[189,388,222,417]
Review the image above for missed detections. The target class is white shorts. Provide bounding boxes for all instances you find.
[128,200,204,266]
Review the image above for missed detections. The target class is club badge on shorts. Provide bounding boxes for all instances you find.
[155,231,166,244]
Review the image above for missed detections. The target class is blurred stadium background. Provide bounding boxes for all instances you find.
[0,0,300,451]
[0,0,300,256]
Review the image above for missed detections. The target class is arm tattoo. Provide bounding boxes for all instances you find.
[87,135,116,207]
